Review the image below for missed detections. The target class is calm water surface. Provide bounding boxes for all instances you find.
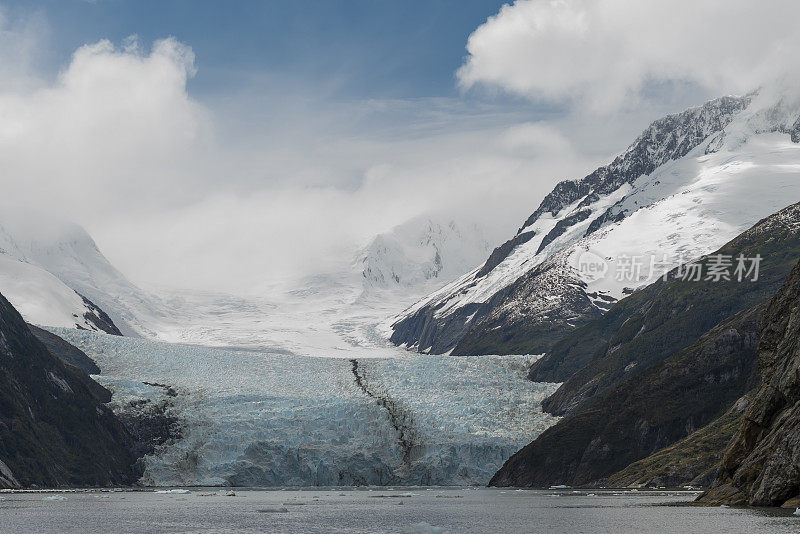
[1,487,797,533]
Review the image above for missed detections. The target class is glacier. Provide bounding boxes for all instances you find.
[52,328,559,487]
[1,195,560,488]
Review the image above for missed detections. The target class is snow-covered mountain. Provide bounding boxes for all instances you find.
[390,92,800,355]
[359,216,494,293]
[0,210,161,336]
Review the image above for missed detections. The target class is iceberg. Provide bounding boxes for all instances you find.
[402,523,449,534]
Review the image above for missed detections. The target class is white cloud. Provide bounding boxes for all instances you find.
[458,0,800,111]
[0,30,594,295]
[0,36,210,213]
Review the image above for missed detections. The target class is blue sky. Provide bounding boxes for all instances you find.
[7,0,509,99]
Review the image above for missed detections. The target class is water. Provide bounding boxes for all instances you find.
[1,488,798,533]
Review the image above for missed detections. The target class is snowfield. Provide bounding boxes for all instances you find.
[0,255,100,331]
[53,328,559,487]
[0,209,165,336]
[0,207,500,358]
[360,216,495,292]
[146,216,499,358]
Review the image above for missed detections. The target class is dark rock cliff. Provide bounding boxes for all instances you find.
[699,257,800,506]
[489,302,763,488]
[77,292,123,336]
[605,395,752,489]
[452,251,607,356]
[27,324,101,375]
[0,291,136,488]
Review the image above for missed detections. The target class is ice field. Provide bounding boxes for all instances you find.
[53,329,560,487]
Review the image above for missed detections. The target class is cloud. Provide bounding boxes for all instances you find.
[115,118,593,294]
[0,36,210,213]
[458,0,800,111]
[0,29,595,295]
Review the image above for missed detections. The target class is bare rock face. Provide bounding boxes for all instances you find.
[0,291,136,488]
[699,258,800,506]
[605,395,752,489]
[489,302,763,488]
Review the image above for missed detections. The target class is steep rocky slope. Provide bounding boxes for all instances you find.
[537,202,800,416]
[605,396,751,488]
[390,93,800,355]
[699,257,800,506]
[27,324,101,374]
[490,301,764,488]
[0,291,136,488]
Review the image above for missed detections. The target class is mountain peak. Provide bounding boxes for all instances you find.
[390,93,800,356]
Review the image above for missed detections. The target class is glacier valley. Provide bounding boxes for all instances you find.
[7,92,800,490]
[1,206,563,487]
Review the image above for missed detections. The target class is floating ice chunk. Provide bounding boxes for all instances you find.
[42,495,67,501]
[402,523,449,534]
[154,489,191,494]
[794,508,800,516]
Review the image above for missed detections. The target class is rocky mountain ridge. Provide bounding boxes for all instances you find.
[490,301,763,488]
[537,202,800,416]
[489,201,800,489]
[390,92,800,356]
